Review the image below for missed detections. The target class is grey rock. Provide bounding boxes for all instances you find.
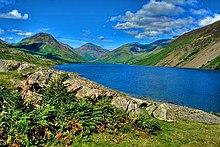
[12,67,220,124]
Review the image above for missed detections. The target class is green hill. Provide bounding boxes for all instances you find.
[75,43,109,61]
[0,40,57,67]
[135,21,220,69]
[12,33,86,63]
[96,39,171,64]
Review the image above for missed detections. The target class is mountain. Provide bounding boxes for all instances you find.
[135,21,220,69]
[12,33,86,63]
[96,39,172,64]
[75,43,109,61]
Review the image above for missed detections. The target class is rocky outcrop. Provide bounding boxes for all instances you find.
[0,60,36,72]
[146,102,220,123]
[17,69,220,124]
[1,59,220,124]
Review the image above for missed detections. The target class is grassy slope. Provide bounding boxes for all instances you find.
[203,55,220,69]
[0,43,58,67]
[0,72,25,89]
[96,45,153,64]
[96,40,171,64]
[79,120,220,146]
[135,34,197,66]
[135,21,220,69]
[97,46,139,64]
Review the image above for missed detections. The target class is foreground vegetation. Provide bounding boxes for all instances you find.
[0,74,219,146]
[0,74,162,146]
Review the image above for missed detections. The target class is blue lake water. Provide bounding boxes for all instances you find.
[54,63,220,112]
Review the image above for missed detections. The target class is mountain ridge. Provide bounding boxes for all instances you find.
[96,39,172,64]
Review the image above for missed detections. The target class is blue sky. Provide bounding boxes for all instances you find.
[0,0,220,50]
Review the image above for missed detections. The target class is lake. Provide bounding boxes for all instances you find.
[54,63,220,112]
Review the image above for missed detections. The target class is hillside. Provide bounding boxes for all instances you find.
[135,21,220,69]
[75,43,109,61]
[0,40,57,67]
[96,39,171,64]
[11,33,86,63]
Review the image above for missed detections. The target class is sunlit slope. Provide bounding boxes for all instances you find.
[135,20,220,69]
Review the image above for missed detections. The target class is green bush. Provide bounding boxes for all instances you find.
[0,74,162,146]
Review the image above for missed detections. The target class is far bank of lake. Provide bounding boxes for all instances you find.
[54,63,220,112]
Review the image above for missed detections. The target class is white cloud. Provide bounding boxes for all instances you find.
[97,36,113,42]
[199,14,220,26]
[0,37,5,41]
[17,32,32,36]
[6,37,13,40]
[8,29,22,33]
[98,36,104,41]
[190,9,209,15]
[132,0,184,17]
[109,0,220,39]
[0,29,5,34]
[164,0,198,5]
[110,0,194,39]
[82,30,91,36]
[0,9,28,20]
[39,28,50,31]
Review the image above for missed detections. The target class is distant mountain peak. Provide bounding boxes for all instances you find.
[82,42,100,47]
[75,43,109,61]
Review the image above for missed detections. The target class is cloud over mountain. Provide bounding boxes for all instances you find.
[110,0,220,39]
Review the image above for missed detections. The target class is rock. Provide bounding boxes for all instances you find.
[146,104,157,116]
[14,68,220,124]
[147,103,220,123]
[152,103,177,122]
[0,60,35,72]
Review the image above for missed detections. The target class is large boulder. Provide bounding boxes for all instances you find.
[145,102,220,123]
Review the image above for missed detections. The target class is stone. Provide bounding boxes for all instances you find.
[146,104,157,116]
[5,63,217,124]
[152,103,177,122]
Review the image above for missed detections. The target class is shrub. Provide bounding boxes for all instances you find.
[0,74,162,146]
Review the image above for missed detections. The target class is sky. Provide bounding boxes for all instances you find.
[0,0,220,50]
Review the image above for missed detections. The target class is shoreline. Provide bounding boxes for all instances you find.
[54,63,220,113]
[1,59,220,124]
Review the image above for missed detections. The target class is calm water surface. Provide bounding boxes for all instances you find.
[54,63,220,112]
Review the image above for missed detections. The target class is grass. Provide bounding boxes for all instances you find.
[135,34,198,66]
[0,44,59,68]
[202,56,220,69]
[0,72,25,89]
[79,120,220,147]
